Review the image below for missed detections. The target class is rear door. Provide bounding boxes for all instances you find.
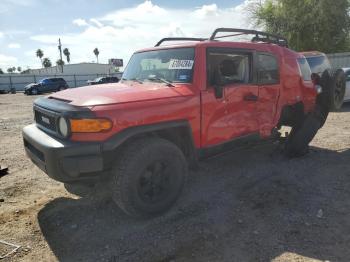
[256,52,281,135]
[201,48,259,146]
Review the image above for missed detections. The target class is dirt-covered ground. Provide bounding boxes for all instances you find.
[0,93,350,262]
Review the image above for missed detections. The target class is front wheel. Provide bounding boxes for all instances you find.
[112,137,187,218]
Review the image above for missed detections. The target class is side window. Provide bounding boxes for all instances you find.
[297,58,312,81]
[258,54,279,84]
[207,49,252,86]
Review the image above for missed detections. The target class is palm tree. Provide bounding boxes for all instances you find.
[43,58,52,68]
[17,66,22,73]
[7,68,13,73]
[63,48,71,63]
[56,59,65,66]
[93,48,99,63]
[36,49,44,67]
[11,67,16,73]
[0,68,3,74]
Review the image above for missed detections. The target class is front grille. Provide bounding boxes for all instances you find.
[34,109,57,132]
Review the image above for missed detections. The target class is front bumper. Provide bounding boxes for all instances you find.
[23,124,105,183]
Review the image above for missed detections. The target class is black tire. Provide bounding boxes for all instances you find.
[112,137,187,218]
[285,114,321,158]
[325,69,346,111]
[58,86,66,91]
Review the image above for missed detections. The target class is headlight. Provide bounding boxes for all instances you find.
[58,117,69,137]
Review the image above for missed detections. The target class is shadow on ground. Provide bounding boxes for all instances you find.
[38,144,350,262]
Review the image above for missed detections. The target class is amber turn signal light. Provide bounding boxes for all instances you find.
[70,118,113,133]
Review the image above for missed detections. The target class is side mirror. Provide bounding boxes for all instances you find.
[213,67,225,99]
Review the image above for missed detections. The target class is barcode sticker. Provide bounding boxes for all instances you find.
[168,59,194,70]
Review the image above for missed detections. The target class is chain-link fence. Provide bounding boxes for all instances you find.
[0,72,123,92]
[327,52,350,69]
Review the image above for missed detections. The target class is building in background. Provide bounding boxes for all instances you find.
[0,62,122,92]
[26,62,117,75]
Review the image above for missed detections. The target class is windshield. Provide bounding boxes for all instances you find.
[305,56,331,74]
[122,48,195,84]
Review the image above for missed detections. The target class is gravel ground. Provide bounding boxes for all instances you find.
[0,93,350,262]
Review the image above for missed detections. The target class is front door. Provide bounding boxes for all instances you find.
[201,48,259,147]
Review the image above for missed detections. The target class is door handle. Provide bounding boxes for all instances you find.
[243,93,258,102]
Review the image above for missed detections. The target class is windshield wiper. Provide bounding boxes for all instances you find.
[147,76,175,87]
[121,77,143,84]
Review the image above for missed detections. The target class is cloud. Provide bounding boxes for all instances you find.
[0,32,3,38]
[0,54,18,67]
[8,43,21,49]
[90,18,104,28]
[73,18,88,27]
[29,0,256,68]
[194,4,219,18]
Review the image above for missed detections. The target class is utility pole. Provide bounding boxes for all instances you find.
[58,38,63,73]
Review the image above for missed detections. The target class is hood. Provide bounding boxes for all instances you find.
[25,83,39,89]
[48,82,194,107]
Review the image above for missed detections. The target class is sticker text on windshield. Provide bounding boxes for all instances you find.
[168,59,194,70]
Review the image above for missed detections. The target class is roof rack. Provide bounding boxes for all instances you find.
[154,28,288,48]
[209,28,288,47]
[155,37,206,47]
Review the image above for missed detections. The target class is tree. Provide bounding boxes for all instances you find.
[7,68,13,73]
[43,58,52,68]
[11,67,16,73]
[0,68,4,74]
[17,66,22,73]
[250,0,350,53]
[56,59,65,66]
[63,48,71,63]
[36,49,44,67]
[93,48,100,63]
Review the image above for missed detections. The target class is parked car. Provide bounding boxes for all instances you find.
[302,51,346,110]
[87,76,120,85]
[0,87,16,94]
[342,67,350,102]
[24,78,69,95]
[23,28,330,218]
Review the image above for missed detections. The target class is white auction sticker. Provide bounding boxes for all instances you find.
[168,59,194,70]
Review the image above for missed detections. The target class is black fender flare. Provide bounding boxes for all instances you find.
[102,120,198,168]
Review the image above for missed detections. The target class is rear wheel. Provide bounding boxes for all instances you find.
[111,137,187,218]
[285,114,321,158]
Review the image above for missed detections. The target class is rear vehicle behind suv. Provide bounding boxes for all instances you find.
[302,51,346,110]
[24,77,69,95]
[23,28,330,218]
[87,76,120,85]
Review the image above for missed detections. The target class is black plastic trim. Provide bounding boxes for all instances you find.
[198,133,261,159]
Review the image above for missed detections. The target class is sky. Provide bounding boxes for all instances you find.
[0,0,257,70]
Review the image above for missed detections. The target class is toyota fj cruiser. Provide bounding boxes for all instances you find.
[23,28,331,218]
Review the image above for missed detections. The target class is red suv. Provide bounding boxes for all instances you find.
[23,28,329,217]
